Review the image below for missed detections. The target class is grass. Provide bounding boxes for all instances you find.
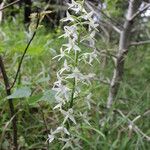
[0,20,150,149]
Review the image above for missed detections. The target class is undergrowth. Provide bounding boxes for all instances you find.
[0,19,150,149]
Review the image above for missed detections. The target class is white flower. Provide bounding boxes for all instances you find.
[80,11,94,20]
[61,11,74,22]
[52,48,65,61]
[66,67,84,80]
[59,59,71,74]
[61,109,77,124]
[67,0,84,14]
[48,134,55,143]
[52,126,70,135]
[63,42,80,53]
[61,139,74,150]
[84,93,95,109]
[53,95,65,109]
[53,83,70,100]
[81,31,96,47]
[80,111,91,125]
[60,25,78,41]
[81,49,99,65]
[48,126,70,143]
[84,73,95,84]
[88,19,99,31]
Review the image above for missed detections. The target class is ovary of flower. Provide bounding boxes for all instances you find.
[81,31,96,47]
[81,11,94,20]
[48,127,70,143]
[90,30,96,39]
[62,26,78,41]
[48,134,55,143]
[67,0,83,14]
[89,53,97,65]
[53,82,70,100]
[53,95,66,109]
[84,73,95,84]
[88,19,99,31]
[53,101,63,110]
[63,41,80,53]
[89,50,99,64]
[52,48,65,61]
[61,139,74,150]
[52,126,70,135]
[53,73,62,88]
[61,11,74,22]
[82,50,99,65]
[79,111,91,125]
[61,109,77,125]
[85,93,95,110]
[59,59,70,74]
[66,67,84,81]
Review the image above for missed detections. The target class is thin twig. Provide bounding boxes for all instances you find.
[82,42,117,58]
[0,0,20,11]
[100,11,123,32]
[84,1,123,32]
[0,110,21,150]
[0,56,18,150]
[116,109,150,141]
[130,40,150,46]
[129,3,150,21]
[0,114,16,150]
[38,103,50,150]
[10,13,40,90]
[95,77,110,85]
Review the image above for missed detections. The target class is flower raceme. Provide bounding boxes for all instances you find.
[48,0,99,148]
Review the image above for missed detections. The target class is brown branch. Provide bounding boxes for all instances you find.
[0,0,20,11]
[107,0,142,108]
[0,56,18,150]
[130,40,150,46]
[10,13,40,90]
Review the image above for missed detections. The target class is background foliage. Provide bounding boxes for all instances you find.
[0,0,150,149]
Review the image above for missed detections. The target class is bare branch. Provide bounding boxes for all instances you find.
[130,40,150,46]
[129,3,150,21]
[95,77,110,85]
[104,20,121,34]
[100,11,123,31]
[10,13,40,90]
[107,0,142,108]
[0,0,20,11]
[84,1,123,33]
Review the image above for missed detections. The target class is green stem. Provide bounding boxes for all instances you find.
[69,50,79,109]
[69,78,76,108]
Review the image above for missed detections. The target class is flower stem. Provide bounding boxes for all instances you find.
[69,49,79,109]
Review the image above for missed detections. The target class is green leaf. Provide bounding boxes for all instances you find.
[7,87,31,99]
[36,75,50,83]
[81,125,106,139]
[27,94,43,105]
[41,90,56,101]
[27,90,56,105]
